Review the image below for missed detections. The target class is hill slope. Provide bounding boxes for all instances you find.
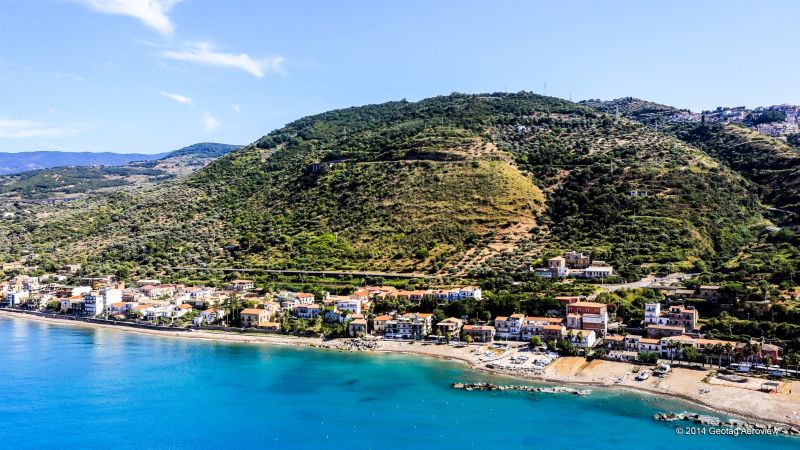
[0,93,765,279]
[679,124,800,222]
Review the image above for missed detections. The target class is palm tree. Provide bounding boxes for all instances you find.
[723,343,733,367]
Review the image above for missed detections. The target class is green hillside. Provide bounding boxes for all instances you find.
[0,93,766,280]
[679,124,800,222]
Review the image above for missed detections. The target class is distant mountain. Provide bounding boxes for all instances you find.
[0,151,167,175]
[0,142,241,199]
[0,143,241,176]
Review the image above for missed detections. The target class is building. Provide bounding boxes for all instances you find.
[547,256,569,277]
[543,324,567,342]
[564,251,591,269]
[373,315,391,335]
[583,263,614,279]
[624,334,641,351]
[603,334,625,350]
[84,291,105,317]
[293,304,321,320]
[462,325,495,343]
[644,303,698,332]
[520,316,563,341]
[697,286,721,302]
[565,302,608,336]
[568,330,596,348]
[259,322,281,332]
[335,299,362,315]
[643,303,662,325]
[279,292,316,306]
[240,308,269,327]
[194,309,225,325]
[229,280,255,292]
[638,338,661,353]
[3,289,29,306]
[555,296,582,306]
[494,316,512,339]
[348,318,368,337]
[384,313,432,340]
[665,305,698,331]
[646,324,685,339]
[437,318,463,337]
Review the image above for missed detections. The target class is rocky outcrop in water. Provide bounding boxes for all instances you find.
[335,339,379,352]
[653,412,800,436]
[452,382,590,396]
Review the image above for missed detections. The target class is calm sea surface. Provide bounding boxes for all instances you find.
[0,316,795,449]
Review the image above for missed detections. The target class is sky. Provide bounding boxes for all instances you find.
[1,0,799,153]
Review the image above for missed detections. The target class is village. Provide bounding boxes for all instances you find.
[1,253,794,384]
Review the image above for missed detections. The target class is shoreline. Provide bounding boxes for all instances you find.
[2,309,799,430]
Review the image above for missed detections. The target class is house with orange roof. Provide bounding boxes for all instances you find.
[348,318,368,337]
[372,314,392,335]
[241,308,269,327]
[520,316,564,341]
[494,316,511,339]
[565,302,608,337]
[436,317,463,337]
[542,324,567,342]
[462,324,495,343]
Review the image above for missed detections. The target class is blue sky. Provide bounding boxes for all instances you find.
[1,0,799,153]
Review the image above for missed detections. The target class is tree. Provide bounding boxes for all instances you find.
[529,335,543,349]
[638,351,658,364]
[445,332,452,344]
[464,335,474,345]
[683,345,699,364]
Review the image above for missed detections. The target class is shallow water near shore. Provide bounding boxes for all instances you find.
[0,316,795,449]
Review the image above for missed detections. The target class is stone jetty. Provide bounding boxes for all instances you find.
[653,412,800,436]
[452,382,591,396]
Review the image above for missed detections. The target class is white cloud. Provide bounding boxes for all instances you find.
[203,112,219,131]
[77,0,181,36]
[160,91,192,104]
[0,118,83,139]
[232,104,241,113]
[163,42,285,78]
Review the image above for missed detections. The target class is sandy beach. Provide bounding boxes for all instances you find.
[3,309,799,428]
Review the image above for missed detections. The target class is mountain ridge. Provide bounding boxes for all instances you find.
[0,92,767,282]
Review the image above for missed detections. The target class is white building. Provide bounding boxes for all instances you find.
[84,291,105,316]
[568,330,597,348]
[4,290,29,306]
[335,299,362,315]
[644,303,662,325]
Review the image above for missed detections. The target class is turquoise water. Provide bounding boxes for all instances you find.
[0,317,795,449]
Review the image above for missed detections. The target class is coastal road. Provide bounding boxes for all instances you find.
[597,272,695,293]
[600,276,656,292]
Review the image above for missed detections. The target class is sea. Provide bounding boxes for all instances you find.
[0,316,796,449]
